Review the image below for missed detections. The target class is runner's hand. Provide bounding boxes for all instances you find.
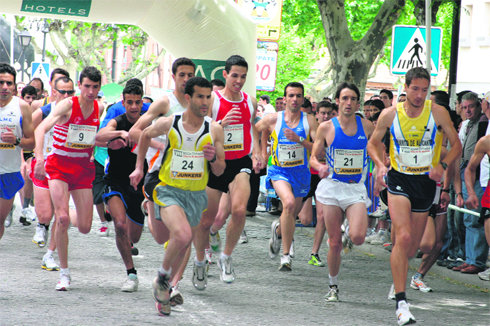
[221,108,241,127]
[440,191,450,210]
[34,159,46,181]
[203,143,216,161]
[465,193,479,210]
[374,166,388,196]
[318,165,329,179]
[129,168,143,191]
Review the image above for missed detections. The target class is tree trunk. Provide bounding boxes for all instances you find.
[317,0,405,100]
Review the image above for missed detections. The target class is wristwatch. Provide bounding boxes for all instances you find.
[440,161,448,170]
[14,137,20,146]
[298,136,305,143]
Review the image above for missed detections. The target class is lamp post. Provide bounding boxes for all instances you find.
[41,20,49,62]
[18,29,32,82]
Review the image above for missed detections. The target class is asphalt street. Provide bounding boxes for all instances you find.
[0,201,488,326]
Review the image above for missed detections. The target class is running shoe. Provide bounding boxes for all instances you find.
[192,260,208,290]
[152,273,171,316]
[33,224,47,248]
[268,219,281,259]
[396,300,416,325]
[4,204,14,227]
[121,273,139,292]
[170,286,184,306]
[410,275,432,292]
[289,239,295,258]
[239,230,248,244]
[205,248,214,264]
[383,242,393,252]
[325,285,339,302]
[22,207,36,222]
[19,216,31,226]
[55,272,71,291]
[140,199,149,217]
[42,253,59,271]
[218,255,235,283]
[478,268,490,281]
[209,231,221,253]
[97,222,110,237]
[278,254,292,271]
[370,229,389,245]
[342,230,353,254]
[388,283,396,300]
[131,243,139,256]
[308,253,325,267]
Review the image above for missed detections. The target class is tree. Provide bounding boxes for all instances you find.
[14,17,165,85]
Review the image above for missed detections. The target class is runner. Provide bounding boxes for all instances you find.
[130,76,225,316]
[194,54,264,285]
[0,63,35,239]
[367,67,461,325]
[30,76,75,272]
[34,66,102,291]
[310,82,374,302]
[257,82,318,271]
[96,83,147,292]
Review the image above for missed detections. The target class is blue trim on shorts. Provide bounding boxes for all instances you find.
[102,191,128,209]
[266,165,310,198]
[0,172,24,200]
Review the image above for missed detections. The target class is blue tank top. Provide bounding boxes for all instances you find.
[270,111,309,169]
[327,115,368,183]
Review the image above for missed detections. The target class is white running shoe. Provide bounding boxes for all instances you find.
[55,273,71,291]
[209,231,221,253]
[396,300,416,325]
[33,224,47,248]
[325,285,339,302]
[4,204,14,228]
[410,275,432,293]
[239,229,248,244]
[370,229,389,245]
[97,222,110,237]
[192,260,208,290]
[152,274,171,316]
[42,253,59,271]
[388,283,396,300]
[478,267,490,281]
[121,273,139,292]
[22,207,36,222]
[205,248,214,264]
[279,254,292,271]
[268,219,281,259]
[170,286,184,306]
[218,255,235,283]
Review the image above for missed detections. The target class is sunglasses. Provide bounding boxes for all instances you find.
[56,89,75,95]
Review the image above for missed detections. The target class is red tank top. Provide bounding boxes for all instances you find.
[52,96,99,159]
[213,90,253,160]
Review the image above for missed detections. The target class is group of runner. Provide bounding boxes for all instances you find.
[1,56,478,325]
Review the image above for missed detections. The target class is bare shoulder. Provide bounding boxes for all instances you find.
[431,102,451,123]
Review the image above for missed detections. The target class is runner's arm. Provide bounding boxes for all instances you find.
[129,96,169,149]
[310,122,329,178]
[209,121,226,176]
[96,119,129,146]
[464,135,490,209]
[19,99,35,150]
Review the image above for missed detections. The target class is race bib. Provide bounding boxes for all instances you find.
[334,149,364,174]
[399,146,432,173]
[65,124,97,149]
[278,143,304,167]
[170,149,204,180]
[223,124,244,151]
[0,124,17,150]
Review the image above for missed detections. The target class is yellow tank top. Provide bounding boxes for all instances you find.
[158,113,213,191]
[389,101,442,175]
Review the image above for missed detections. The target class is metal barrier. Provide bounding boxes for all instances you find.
[447,204,480,217]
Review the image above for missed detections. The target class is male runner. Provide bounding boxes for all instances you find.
[131,76,225,316]
[194,55,264,285]
[0,63,35,239]
[257,82,317,271]
[34,66,103,291]
[310,82,374,301]
[96,83,148,292]
[31,76,75,272]
[368,67,461,325]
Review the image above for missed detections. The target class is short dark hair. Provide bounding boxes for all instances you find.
[371,99,385,111]
[284,82,304,96]
[0,63,16,82]
[143,96,153,103]
[172,57,196,75]
[457,90,471,104]
[29,77,44,91]
[123,83,143,98]
[364,100,373,107]
[331,103,339,112]
[225,55,248,73]
[302,98,312,109]
[335,82,360,100]
[211,79,225,88]
[53,76,73,89]
[185,77,212,97]
[276,97,283,101]
[317,100,333,110]
[405,67,430,87]
[260,95,270,104]
[431,90,450,110]
[21,85,37,97]
[380,89,393,99]
[79,66,101,84]
[126,77,143,88]
[461,92,481,108]
[50,67,69,81]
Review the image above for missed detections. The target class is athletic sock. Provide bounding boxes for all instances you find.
[158,266,171,278]
[395,292,407,308]
[23,198,31,209]
[413,272,423,279]
[127,268,137,275]
[195,257,206,266]
[329,274,338,286]
[220,253,229,260]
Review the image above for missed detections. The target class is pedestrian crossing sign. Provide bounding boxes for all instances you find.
[31,62,50,82]
[391,25,442,76]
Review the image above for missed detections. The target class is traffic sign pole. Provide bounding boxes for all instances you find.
[425,0,432,97]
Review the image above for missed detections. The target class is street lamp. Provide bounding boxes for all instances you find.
[41,20,49,62]
[18,29,32,82]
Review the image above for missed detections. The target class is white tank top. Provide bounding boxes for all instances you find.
[0,96,23,173]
